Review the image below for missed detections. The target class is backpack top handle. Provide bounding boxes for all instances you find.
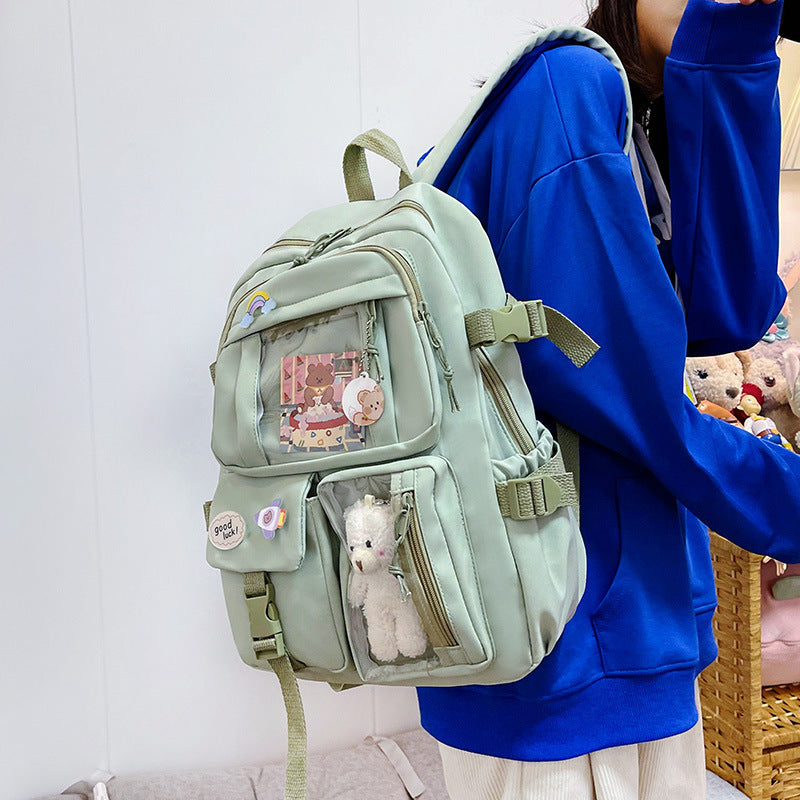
[343,128,414,202]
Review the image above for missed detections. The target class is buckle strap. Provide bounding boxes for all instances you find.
[465,300,548,347]
[244,571,285,659]
[244,572,307,800]
[465,300,599,368]
[496,473,577,520]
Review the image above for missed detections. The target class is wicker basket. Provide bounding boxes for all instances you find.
[700,532,800,800]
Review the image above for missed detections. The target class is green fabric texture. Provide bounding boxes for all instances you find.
[206,25,631,800]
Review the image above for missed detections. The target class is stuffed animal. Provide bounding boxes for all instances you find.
[731,383,794,451]
[785,349,800,450]
[695,399,745,429]
[737,340,800,446]
[685,353,744,411]
[785,348,800,419]
[344,494,428,662]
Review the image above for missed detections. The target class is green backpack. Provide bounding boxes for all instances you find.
[206,26,633,800]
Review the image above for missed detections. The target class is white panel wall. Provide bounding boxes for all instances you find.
[0,3,105,800]
[2,1,585,798]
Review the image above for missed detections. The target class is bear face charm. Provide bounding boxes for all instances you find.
[342,373,385,427]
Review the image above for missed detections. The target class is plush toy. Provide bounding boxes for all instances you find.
[785,349,800,450]
[731,383,794,451]
[685,353,744,411]
[695,400,745,429]
[738,340,800,446]
[785,348,800,419]
[344,494,428,662]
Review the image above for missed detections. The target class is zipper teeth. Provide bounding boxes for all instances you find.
[406,494,459,648]
[263,237,314,252]
[476,348,535,454]
[219,201,431,355]
[352,245,423,317]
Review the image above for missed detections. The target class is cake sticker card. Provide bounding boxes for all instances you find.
[279,352,366,453]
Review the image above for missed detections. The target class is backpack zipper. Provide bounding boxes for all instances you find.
[475,347,535,454]
[396,491,459,648]
[261,200,433,256]
[350,245,458,412]
[262,237,315,252]
[220,200,434,356]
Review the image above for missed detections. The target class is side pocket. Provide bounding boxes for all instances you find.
[590,477,696,673]
[270,496,352,674]
[317,456,490,684]
[505,503,586,666]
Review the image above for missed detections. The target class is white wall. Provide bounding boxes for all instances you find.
[1,2,586,798]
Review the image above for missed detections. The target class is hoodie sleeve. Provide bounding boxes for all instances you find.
[665,0,786,355]
[494,45,800,563]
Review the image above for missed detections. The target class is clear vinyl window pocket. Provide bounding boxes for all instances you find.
[317,456,488,683]
[211,289,440,472]
[259,302,393,460]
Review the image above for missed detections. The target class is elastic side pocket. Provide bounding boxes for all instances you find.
[493,446,586,666]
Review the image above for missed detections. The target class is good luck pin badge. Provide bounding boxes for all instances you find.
[255,498,286,539]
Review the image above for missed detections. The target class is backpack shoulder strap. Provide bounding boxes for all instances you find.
[413,26,634,185]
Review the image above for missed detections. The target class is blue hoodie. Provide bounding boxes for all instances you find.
[416,0,800,761]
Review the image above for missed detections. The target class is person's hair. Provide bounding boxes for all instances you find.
[584,0,660,117]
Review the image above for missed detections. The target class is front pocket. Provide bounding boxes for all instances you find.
[317,456,488,682]
[269,496,351,674]
[208,472,353,676]
[258,303,382,458]
[211,287,440,474]
[590,477,697,673]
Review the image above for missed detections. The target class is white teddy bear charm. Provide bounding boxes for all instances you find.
[344,494,428,662]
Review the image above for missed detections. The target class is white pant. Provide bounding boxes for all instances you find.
[438,683,706,800]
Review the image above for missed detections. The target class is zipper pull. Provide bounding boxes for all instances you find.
[388,565,412,602]
[291,227,352,267]
[394,492,413,546]
[362,299,385,381]
[421,305,460,413]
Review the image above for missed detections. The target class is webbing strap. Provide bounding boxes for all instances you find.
[465,301,599,368]
[244,572,307,800]
[629,144,647,211]
[495,470,577,520]
[633,123,672,241]
[365,736,427,798]
[269,655,307,800]
[343,128,413,202]
[556,423,581,525]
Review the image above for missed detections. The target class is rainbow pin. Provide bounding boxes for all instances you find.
[239,291,277,329]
